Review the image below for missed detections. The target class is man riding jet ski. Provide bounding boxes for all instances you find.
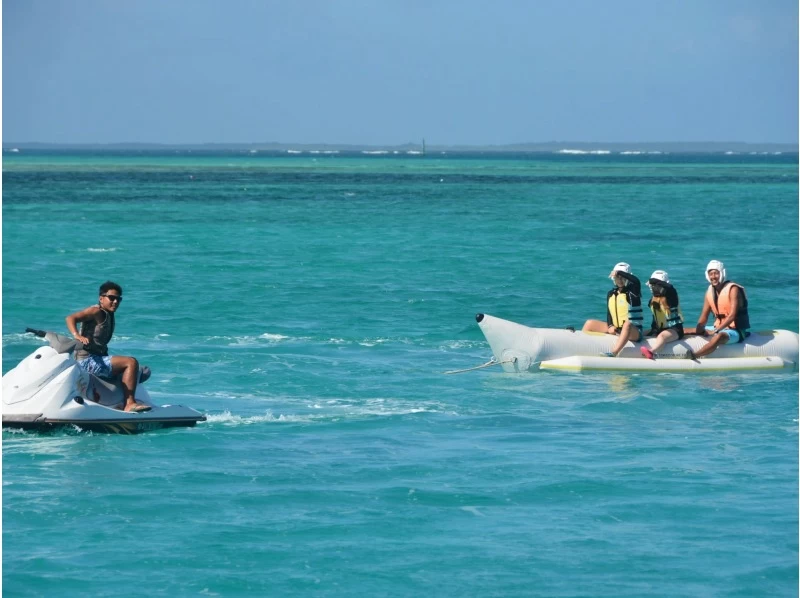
[2,328,205,434]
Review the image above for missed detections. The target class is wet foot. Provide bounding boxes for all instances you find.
[124,403,152,413]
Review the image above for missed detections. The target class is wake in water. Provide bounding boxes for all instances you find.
[201,397,455,427]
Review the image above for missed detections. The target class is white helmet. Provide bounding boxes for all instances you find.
[609,262,632,279]
[648,270,670,286]
[705,260,726,284]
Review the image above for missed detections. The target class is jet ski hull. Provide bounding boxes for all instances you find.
[2,413,204,434]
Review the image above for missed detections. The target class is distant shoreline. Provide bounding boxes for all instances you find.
[2,141,797,154]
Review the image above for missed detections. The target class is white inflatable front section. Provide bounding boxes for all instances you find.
[476,314,799,373]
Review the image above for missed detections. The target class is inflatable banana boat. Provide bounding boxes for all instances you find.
[475,313,799,373]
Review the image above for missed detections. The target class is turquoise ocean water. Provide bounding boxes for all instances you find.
[3,150,798,596]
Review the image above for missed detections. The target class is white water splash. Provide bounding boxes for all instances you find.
[204,410,314,425]
[259,332,290,342]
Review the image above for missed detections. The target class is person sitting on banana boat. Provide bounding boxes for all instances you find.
[582,262,643,357]
[640,270,684,360]
[684,260,750,359]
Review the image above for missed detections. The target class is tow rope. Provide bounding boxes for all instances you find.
[444,357,516,375]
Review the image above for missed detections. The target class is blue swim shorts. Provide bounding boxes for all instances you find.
[705,326,745,344]
[78,354,113,378]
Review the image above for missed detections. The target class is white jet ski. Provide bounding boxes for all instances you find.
[3,329,206,434]
[475,314,799,373]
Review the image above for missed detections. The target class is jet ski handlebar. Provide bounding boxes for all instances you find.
[26,328,82,354]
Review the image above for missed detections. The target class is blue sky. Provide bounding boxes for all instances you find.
[3,0,798,145]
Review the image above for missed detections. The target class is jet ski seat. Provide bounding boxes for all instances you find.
[88,367,152,408]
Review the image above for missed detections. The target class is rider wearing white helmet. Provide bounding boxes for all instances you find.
[640,270,684,360]
[582,262,644,357]
[687,260,750,359]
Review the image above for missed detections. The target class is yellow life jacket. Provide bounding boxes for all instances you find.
[650,299,683,331]
[608,291,630,329]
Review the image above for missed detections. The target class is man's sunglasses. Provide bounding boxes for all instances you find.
[102,294,123,303]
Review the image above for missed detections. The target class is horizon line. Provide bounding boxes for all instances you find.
[3,140,797,149]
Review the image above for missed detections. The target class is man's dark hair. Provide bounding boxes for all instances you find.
[99,281,123,296]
